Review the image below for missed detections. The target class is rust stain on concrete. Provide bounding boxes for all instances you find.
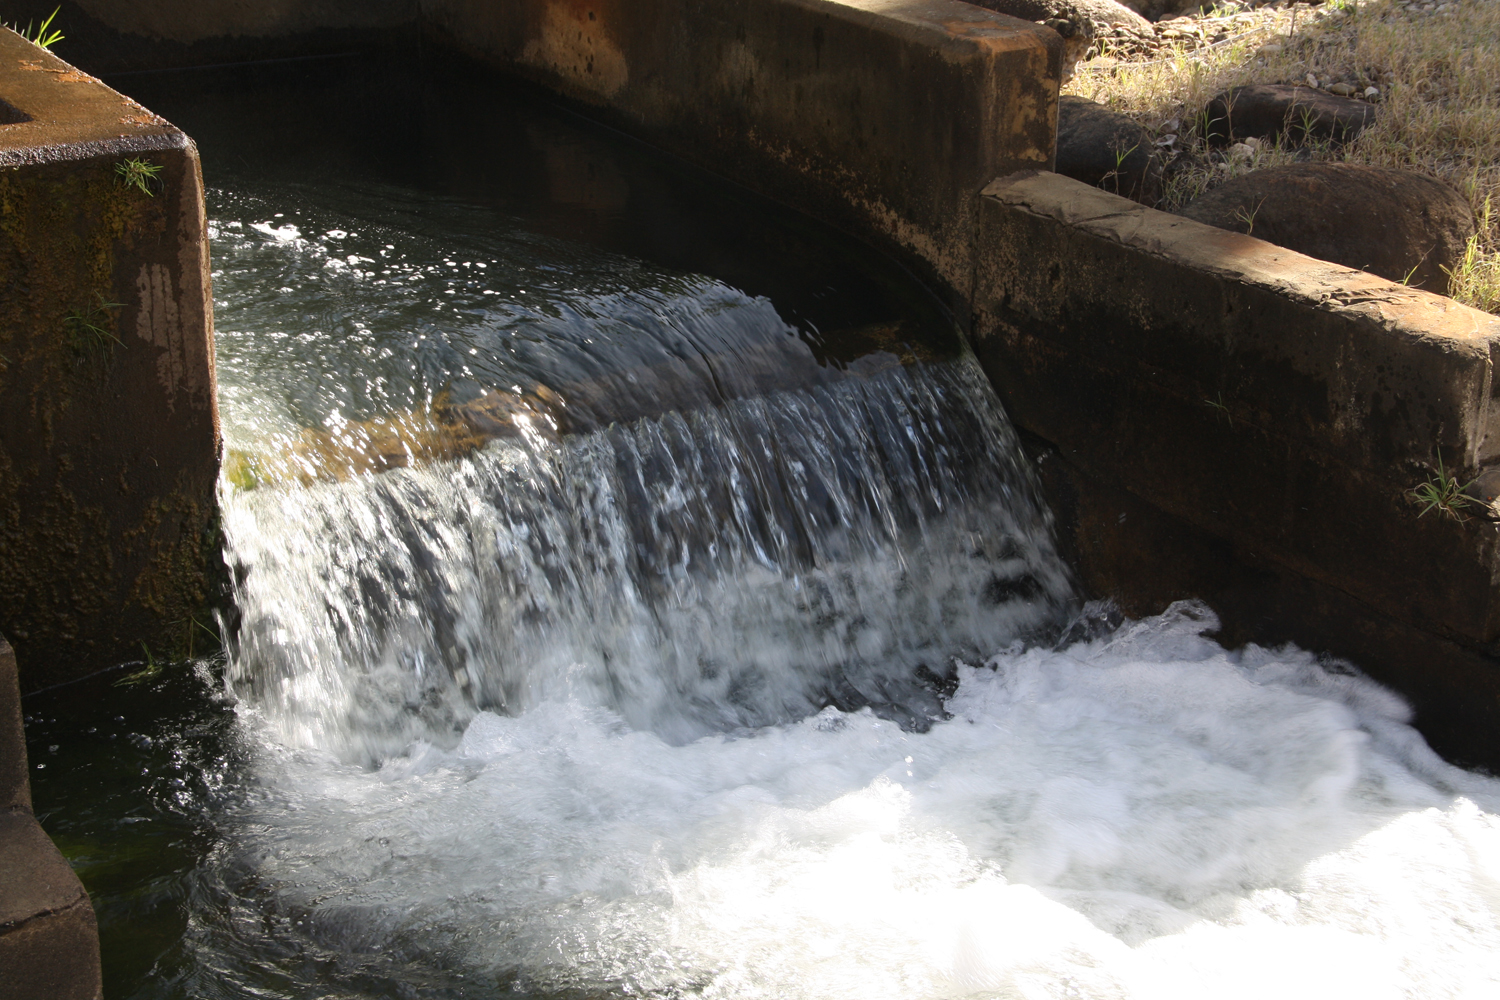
[17,60,92,83]
[939,18,1042,58]
[522,1,629,98]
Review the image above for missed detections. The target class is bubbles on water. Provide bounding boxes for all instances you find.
[223,360,1071,760]
[205,181,1500,1000]
[204,603,1500,1000]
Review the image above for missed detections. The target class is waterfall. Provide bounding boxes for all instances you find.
[222,359,1074,760]
[191,182,1500,1000]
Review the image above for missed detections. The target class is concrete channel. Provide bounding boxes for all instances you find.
[2,1,1500,981]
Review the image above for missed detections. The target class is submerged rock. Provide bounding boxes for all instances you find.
[223,325,946,489]
[1203,84,1378,146]
[1056,95,1161,202]
[1180,164,1474,290]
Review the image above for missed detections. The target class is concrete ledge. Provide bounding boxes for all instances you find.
[975,172,1500,754]
[0,636,101,1000]
[419,0,1061,310]
[0,814,102,1000]
[0,30,219,686]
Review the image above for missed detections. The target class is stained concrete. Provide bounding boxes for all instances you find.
[418,0,1061,313]
[0,635,102,1000]
[975,171,1500,766]
[0,29,219,689]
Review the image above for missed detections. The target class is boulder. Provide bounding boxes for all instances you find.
[1203,85,1377,146]
[1120,0,1208,20]
[1180,164,1474,291]
[1056,95,1161,202]
[963,0,1153,34]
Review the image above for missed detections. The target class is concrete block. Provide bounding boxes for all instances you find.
[974,171,1500,733]
[0,637,26,813]
[0,635,101,1000]
[418,0,1061,311]
[0,814,101,1000]
[0,30,219,688]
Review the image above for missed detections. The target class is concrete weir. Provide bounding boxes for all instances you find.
[1,0,1499,770]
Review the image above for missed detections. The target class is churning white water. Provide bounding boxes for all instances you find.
[210,190,1500,999]
[218,366,1500,999]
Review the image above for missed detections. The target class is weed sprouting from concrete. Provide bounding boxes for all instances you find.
[64,294,123,358]
[1407,450,1475,521]
[1203,392,1233,426]
[115,156,164,197]
[6,6,63,49]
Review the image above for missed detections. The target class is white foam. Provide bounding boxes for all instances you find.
[224,602,1500,998]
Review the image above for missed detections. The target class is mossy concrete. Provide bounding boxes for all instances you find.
[0,29,218,689]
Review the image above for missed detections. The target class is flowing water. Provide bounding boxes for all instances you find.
[23,58,1500,999]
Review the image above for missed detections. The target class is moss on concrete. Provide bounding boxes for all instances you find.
[0,149,219,683]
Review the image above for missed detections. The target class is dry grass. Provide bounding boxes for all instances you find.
[1065,0,1500,312]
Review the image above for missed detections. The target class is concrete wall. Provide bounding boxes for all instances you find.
[418,0,1061,312]
[0,634,102,1000]
[0,29,219,688]
[973,171,1500,766]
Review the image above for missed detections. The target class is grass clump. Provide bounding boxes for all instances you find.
[115,156,164,197]
[1067,0,1500,313]
[5,6,63,49]
[64,294,123,358]
[1407,450,1475,521]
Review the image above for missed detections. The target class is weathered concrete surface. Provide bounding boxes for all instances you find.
[976,171,1500,764]
[0,1,416,72]
[0,30,219,688]
[418,0,1061,311]
[1029,440,1500,767]
[0,636,102,1000]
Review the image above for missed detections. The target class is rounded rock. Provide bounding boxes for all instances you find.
[1203,84,1378,146]
[1056,95,1162,202]
[1179,163,1475,291]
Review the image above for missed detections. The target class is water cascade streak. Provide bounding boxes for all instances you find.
[206,182,1500,998]
[214,360,1500,1000]
[223,359,1073,760]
